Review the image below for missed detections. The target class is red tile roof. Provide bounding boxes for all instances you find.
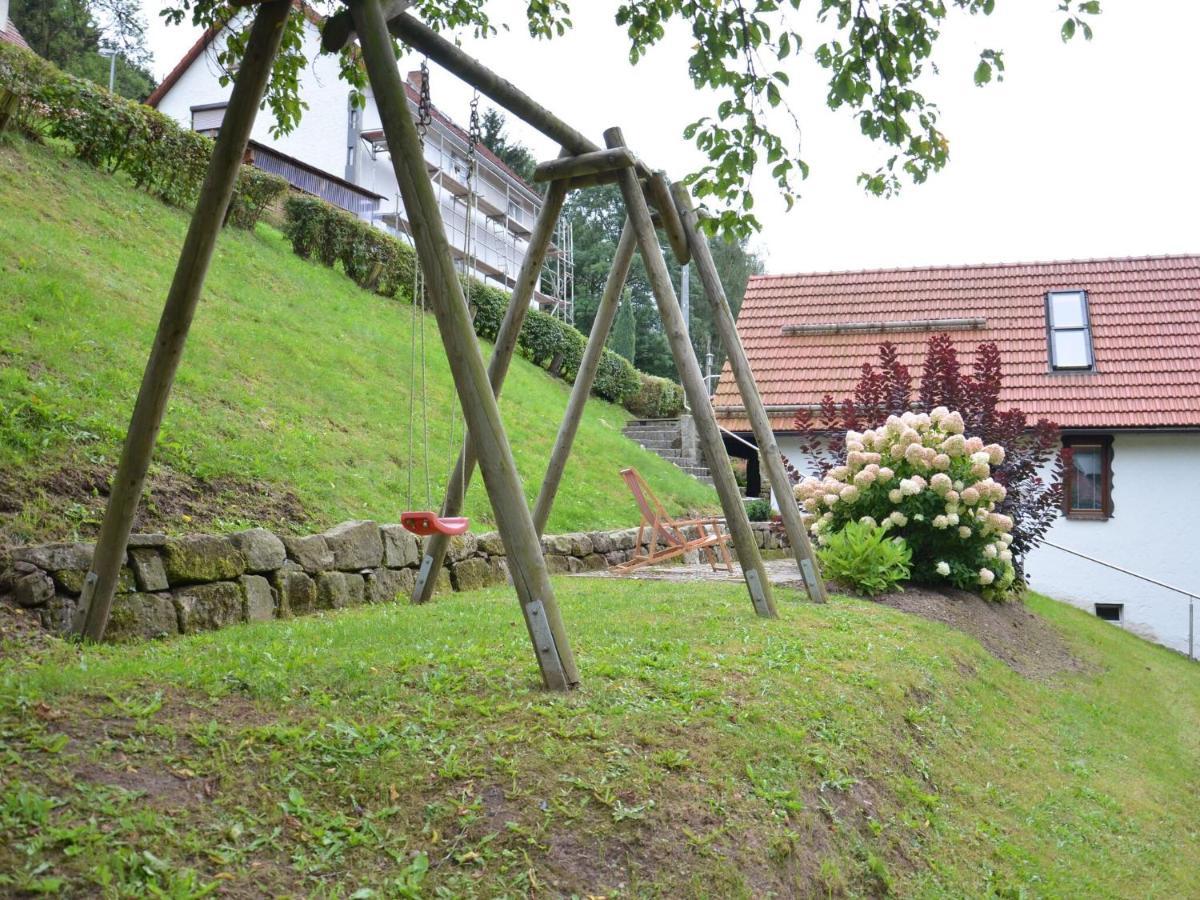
[713,254,1200,431]
[2,18,30,50]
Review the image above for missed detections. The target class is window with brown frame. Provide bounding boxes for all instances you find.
[1062,435,1113,520]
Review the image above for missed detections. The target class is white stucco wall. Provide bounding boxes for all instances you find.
[155,19,353,179]
[777,431,1200,656]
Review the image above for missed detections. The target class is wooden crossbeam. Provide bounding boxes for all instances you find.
[532,148,636,183]
[646,171,690,265]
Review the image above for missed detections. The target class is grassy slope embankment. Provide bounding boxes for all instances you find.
[1,583,1198,896]
[0,136,715,545]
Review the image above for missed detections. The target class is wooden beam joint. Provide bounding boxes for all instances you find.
[532,147,636,184]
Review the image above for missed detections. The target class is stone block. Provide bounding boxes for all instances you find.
[365,566,414,604]
[239,574,276,622]
[173,581,243,633]
[541,534,572,555]
[613,529,638,551]
[41,594,83,635]
[106,592,179,642]
[605,550,630,566]
[15,570,54,608]
[229,528,286,573]
[488,556,510,584]
[567,556,585,574]
[51,565,135,596]
[447,532,478,562]
[282,534,334,574]
[477,531,505,556]
[273,564,316,617]
[450,557,501,592]
[565,533,593,557]
[323,521,383,570]
[128,548,169,592]
[163,535,245,585]
[381,525,420,568]
[544,554,572,574]
[12,542,92,572]
[590,531,614,554]
[580,553,608,571]
[127,533,167,548]
[316,571,366,609]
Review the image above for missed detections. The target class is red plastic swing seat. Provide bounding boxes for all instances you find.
[400,511,471,536]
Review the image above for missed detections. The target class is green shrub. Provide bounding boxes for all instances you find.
[592,349,640,404]
[626,373,685,419]
[229,169,288,230]
[0,41,277,229]
[816,521,911,595]
[745,498,773,521]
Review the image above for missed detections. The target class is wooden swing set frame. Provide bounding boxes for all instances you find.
[74,0,827,691]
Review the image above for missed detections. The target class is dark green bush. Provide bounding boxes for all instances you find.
[625,373,686,419]
[0,41,277,229]
[745,497,773,521]
[592,350,640,404]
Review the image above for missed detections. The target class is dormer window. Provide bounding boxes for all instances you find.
[1046,290,1094,371]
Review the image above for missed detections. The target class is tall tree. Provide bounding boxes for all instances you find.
[609,290,637,363]
[564,183,764,383]
[11,0,156,100]
[478,107,536,184]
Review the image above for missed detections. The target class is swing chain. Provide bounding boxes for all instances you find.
[416,59,432,146]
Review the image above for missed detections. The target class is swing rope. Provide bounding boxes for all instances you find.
[399,61,469,538]
[448,91,481,473]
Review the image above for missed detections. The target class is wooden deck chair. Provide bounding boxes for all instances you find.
[611,467,734,574]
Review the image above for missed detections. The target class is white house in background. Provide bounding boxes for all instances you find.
[714,255,1200,656]
[147,12,574,320]
[0,0,30,50]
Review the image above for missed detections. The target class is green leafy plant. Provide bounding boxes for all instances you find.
[816,520,911,596]
[744,497,772,522]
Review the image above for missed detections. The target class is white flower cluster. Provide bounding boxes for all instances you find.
[794,408,1015,591]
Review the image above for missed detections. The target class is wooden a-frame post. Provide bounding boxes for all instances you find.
[350,0,578,688]
[410,174,570,604]
[78,1,292,642]
[532,220,637,534]
[670,185,828,603]
[606,127,778,619]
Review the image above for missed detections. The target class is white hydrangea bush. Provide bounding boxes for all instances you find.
[794,407,1017,598]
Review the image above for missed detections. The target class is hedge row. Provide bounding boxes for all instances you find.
[282,195,681,415]
[0,41,286,230]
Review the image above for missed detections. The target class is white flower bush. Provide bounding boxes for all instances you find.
[794,407,1017,598]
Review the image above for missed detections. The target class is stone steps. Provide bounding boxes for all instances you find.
[622,416,715,486]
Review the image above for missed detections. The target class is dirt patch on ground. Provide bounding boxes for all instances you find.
[872,584,1086,679]
[0,457,310,553]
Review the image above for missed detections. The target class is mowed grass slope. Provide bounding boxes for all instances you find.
[1,583,1197,897]
[0,136,715,544]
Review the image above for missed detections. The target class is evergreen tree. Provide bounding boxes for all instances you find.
[478,107,537,183]
[608,290,637,363]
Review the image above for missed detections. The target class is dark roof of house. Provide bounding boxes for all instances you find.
[713,254,1200,431]
[2,17,30,50]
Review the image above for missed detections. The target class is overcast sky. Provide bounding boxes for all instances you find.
[145,1,1199,274]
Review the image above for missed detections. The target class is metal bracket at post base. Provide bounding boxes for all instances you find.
[413,554,435,602]
[744,568,775,619]
[525,600,571,689]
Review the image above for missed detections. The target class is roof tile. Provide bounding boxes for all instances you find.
[714,254,1200,431]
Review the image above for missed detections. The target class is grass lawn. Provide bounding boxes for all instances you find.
[2,581,1197,897]
[0,135,715,545]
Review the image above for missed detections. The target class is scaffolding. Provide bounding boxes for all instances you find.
[360,78,574,321]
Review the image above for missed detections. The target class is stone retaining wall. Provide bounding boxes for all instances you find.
[2,521,788,642]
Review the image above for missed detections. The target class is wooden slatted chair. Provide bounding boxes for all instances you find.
[611,467,733,574]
